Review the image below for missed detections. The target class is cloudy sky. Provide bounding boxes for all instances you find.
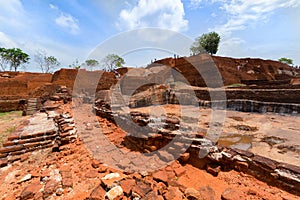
[0,0,299,71]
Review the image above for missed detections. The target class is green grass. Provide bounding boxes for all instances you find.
[0,112,9,117]
[226,83,247,88]
[0,111,22,147]
[0,126,16,147]
[0,136,6,147]
[0,111,22,120]
[0,111,22,118]
[5,126,16,133]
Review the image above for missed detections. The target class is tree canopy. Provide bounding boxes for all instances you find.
[102,54,125,71]
[85,59,99,71]
[34,51,60,73]
[190,32,221,55]
[0,48,9,71]
[0,47,30,71]
[278,57,293,66]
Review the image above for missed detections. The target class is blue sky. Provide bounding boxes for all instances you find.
[0,0,299,71]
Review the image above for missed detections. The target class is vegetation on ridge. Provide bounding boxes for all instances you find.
[278,57,293,66]
[190,31,221,55]
[0,47,30,72]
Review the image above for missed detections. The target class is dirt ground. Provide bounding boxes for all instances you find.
[0,141,297,200]
[0,107,299,200]
[131,105,300,167]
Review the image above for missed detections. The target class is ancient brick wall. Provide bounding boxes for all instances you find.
[0,72,52,112]
[154,55,298,86]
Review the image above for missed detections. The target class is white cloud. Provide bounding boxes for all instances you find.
[49,4,58,10]
[0,0,24,16]
[0,0,27,28]
[55,13,80,34]
[50,4,80,35]
[0,30,88,71]
[0,32,18,47]
[218,37,246,56]
[189,0,203,9]
[201,0,300,58]
[210,0,300,37]
[0,2,86,71]
[20,38,88,71]
[118,0,188,32]
[211,12,217,18]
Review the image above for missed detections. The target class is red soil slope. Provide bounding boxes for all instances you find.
[154,54,298,86]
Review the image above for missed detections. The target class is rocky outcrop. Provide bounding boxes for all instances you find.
[203,147,300,196]
[94,103,300,196]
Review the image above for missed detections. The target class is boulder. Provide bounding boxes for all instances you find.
[163,186,183,200]
[91,159,101,169]
[43,179,60,198]
[131,179,152,198]
[20,182,42,200]
[105,186,123,200]
[60,171,73,188]
[206,164,221,177]
[221,188,245,200]
[184,188,201,200]
[179,153,190,163]
[101,173,127,189]
[153,169,168,184]
[158,150,174,162]
[90,184,106,200]
[120,179,136,196]
[174,166,186,177]
[198,185,215,200]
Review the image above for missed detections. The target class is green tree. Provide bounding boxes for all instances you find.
[190,31,221,55]
[34,51,60,73]
[0,48,9,71]
[85,59,99,71]
[278,57,293,66]
[102,54,125,71]
[5,48,30,71]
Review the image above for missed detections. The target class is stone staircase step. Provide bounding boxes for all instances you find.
[26,98,39,115]
[27,106,37,108]
[7,129,57,141]
[0,111,78,167]
[3,135,57,147]
[0,140,54,157]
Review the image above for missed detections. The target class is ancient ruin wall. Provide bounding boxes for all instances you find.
[1,55,298,112]
[0,72,52,112]
[93,105,300,196]
[52,68,118,92]
[154,55,298,86]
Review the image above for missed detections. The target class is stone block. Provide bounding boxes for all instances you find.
[253,155,278,171]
